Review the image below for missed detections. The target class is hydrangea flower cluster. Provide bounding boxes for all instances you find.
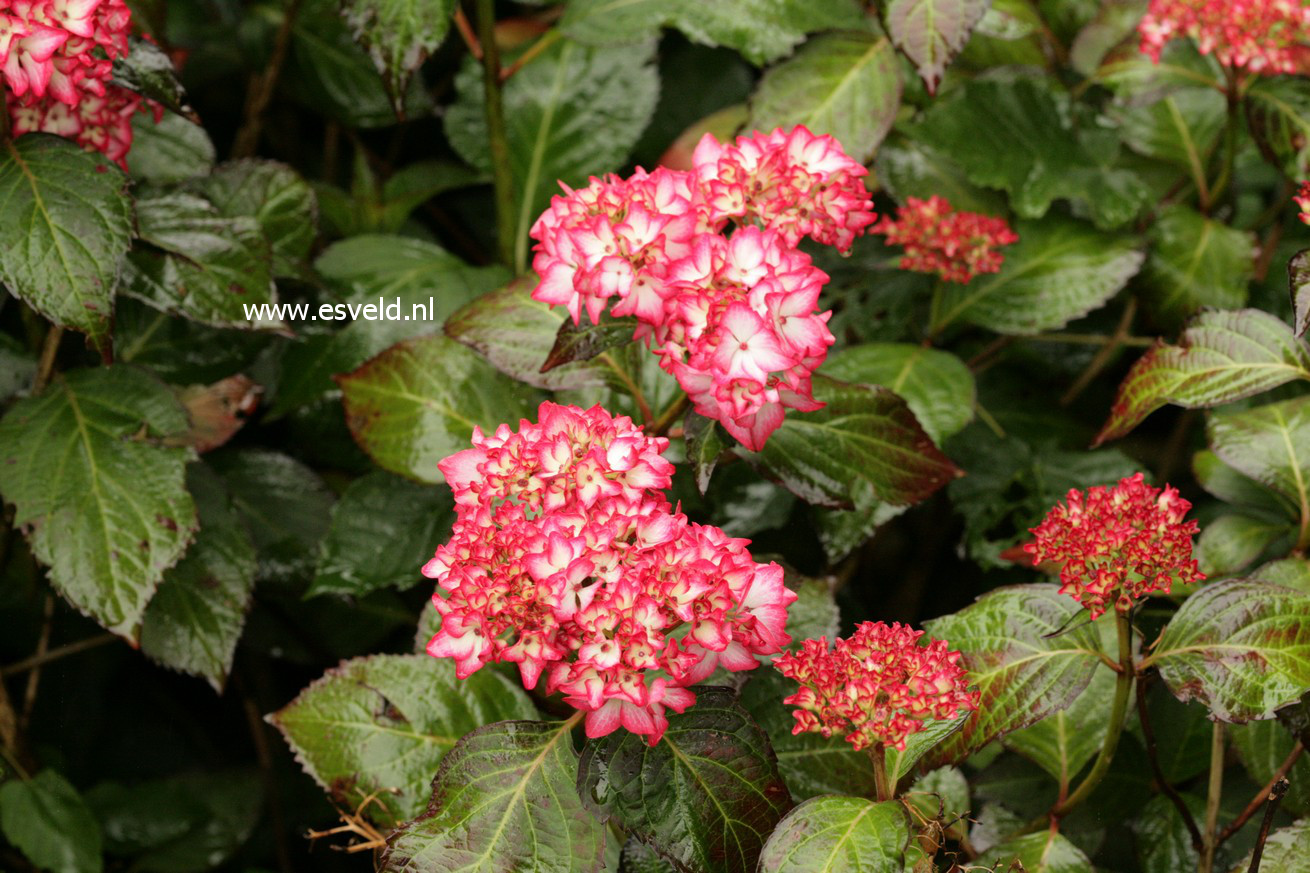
[1295,181,1310,225]
[874,195,1020,284]
[775,622,978,752]
[530,126,876,451]
[1138,0,1310,74]
[422,402,797,745]
[9,84,155,169]
[1025,473,1204,619]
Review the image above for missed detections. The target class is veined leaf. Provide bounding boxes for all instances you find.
[1246,75,1310,178]
[128,113,215,187]
[111,36,192,117]
[1095,309,1310,445]
[883,0,990,93]
[979,830,1094,873]
[1195,513,1290,577]
[1291,249,1310,339]
[542,314,638,373]
[193,160,318,279]
[1231,720,1310,817]
[758,798,910,873]
[340,0,456,111]
[1140,205,1254,325]
[1206,397,1310,546]
[822,343,975,443]
[1228,820,1310,873]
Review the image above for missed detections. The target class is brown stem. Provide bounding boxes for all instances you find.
[231,0,304,158]
[32,326,63,395]
[870,745,891,802]
[649,395,691,438]
[0,633,117,678]
[452,6,482,60]
[18,595,54,730]
[1246,779,1289,873]
[1219,742,1303,845]
[1136,672,1204,851]
[475,0,517,267]
[499,29,561,82]
[1060,299,1137,407]
[237,675,294,873]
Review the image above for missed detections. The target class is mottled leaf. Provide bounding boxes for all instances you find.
[883,0,989,92]
[1227,820,1310,873]
[128,113,215,187]
[111,36,192,117]
[542,314,638,372]
[193,160,318,278]
[758,797,910,873]
[1231,720,1310,817]
[1291,249,1310,339]
[1195,513,1289,577]
[340,0,455,110]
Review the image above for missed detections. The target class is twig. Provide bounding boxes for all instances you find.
[474,0,517,267]
[238,675,295,873]
[231,0,304,158]
[1060,299,1138,407]
[0,633,117,678]
[1136,673,1204,850]
[499,29,561,81]
[452,6,482,61]
[1246,779,1289,873]
[965,336,1012,373]
[1199,722,1226,873]
[649,396,691,438]
[1219,742,1303,844]
[306,789,396,854]
[18,595,54,730]
[32,326,63,395]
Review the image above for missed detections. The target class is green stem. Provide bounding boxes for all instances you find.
[1200,722,1226,873]
[475,0,517,268]
[598,352,652,425]
[870,745,891,803]
[649,395,691,438]
[1052,610,1133,817]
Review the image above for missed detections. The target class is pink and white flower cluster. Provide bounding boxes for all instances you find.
[10,83,154,169]
[530,126,876,451]
[1138,0,1310,74]
[422,402,797,745]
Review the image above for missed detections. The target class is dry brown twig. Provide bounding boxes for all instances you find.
[305,788,399,854]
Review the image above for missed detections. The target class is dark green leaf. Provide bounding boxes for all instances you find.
[883,0,989,92]
[140,463,257,690]
[0,770,102,873]
[748,33,901,164]
[0,334,35,404]
[113,299,268,385]
[1112,87,1225,171]
[1132,793,1204,873]
[271,653,538,827]
[340,0,456,110]
[383,719,605,872]
[1141,206,1254,324]
[193,160,318,278]
[755,376,959,509]
[922,585,1106,767]
[1095,309,1310,445]
[1231,720,1310,817]
[1147,578,1310,722]
[875,137,1008,216]
[1291,249,1310,339]
[1145,687,1214,784]
[1193,449,1297,522]
[1208,397,1310,537]
[978,830,1094,873]
[337,334,534,483]
[684,411,727,495]
[930,217,1144,335]
[1195,513,1289,577]
[309,471,454,598]
[1246,75,1310,178]
[0,135,133,353]
[127,113,216,187]
[757,797,910,873]
[0,367,197,639]
[821,343,975,443]
[579,687,792,873]
[542,314,638,372]
[111,36,193,117]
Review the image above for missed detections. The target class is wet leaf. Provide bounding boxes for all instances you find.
[758,797,910,873]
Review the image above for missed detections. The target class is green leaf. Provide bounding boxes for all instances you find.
[128,113,216,187]
[0,367,197,639]
[1252,557,1310,593]
[930,217,1144,335]
[340,0,456,110]
[0,135,133,353]
[111,36,193,117]
[1193,449,1297,522]
[1228,820,1310,873]
[821,343,975,443]
[1207,397,1310,540]
[1112,87,1225,172]
[1095,309,1310,445]
[579,687,792,873]
[1141,206,1254,324]
[382,718,605,872]
[748,33,901,164]
[883,0,989,92]
[910,77,1150,229]
[271,653,537,827]
[922,585,1106,767]
[884,714,970,785]
[755,376,959,509]
[1195,513,1290,577]
[1147,577,1310,722]
[0,333,35,404]
[126,193,279,330]
[757,797,910,873]
[445,278,611,391]
[0,771,103,873]
[193,160,318,279]
[1133,793,1204,873]
[978,830,1094,873]
[1246,75,1310,178]
[337,334,534,483]
[140,464,257,691]
[1231,720,1310,817]
[684,411,728,495]
[875,137,1008,216]
[445,37,659,269]
[1146,687,1215,784]
[309,471,454,598]
[1291,249,1310,339]
[542,314,639,372]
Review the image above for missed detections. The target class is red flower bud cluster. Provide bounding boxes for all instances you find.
[422,402,797,745]
[10,83,157,169]
[529,126,875,451]
[1138,0,1310,74]
[874,195,1019,284]
[774,622,978,752]
[1025,473,1204,619]
[1295,181,1310,225]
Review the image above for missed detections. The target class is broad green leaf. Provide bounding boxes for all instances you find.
[883,0,990,92]
[1095,309,1310,445]
[884,714,970,785]
[382,719,605,872]
[271,654,537,827]
[193,160,318,278]
[0,367,196,639]
[758,797,910,873]
[1231,720,1310,817]
[922,585,1106,767]
[930,217,1143,335]
[1207,397,1310,544]
[781,574,841,649]
[0,135,133,353]
[542,314,638,372]
[140,464,257,691]
[748,33,901,164]
[1252,558,1310,593]
[875,137,1008,216]
[0,770,103,873]
[113,300,267,386]
[337,334,534,483]
[1291,249,1310,339]
[126,193,279,330]
[1193,449,1297,521]
[340,0,456,110]
[822,343,975,443]
[579,687,792,873]
[111,36,192,117]
[1146,687,1215,784]
[910,77,1150,229]
[979,830,1094,873]
[1246,75,1310,178]
[1228,820,1310,873]
[1147,578,1310,722]
[755,376,959,509]
[1113,87,1225,177]
[1141,206,1254,324]
[445,37,658,269]
[309,471,455,598]
[128,113,215,187]
[1133,793,1205,873]
[1195,513,1290,577]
